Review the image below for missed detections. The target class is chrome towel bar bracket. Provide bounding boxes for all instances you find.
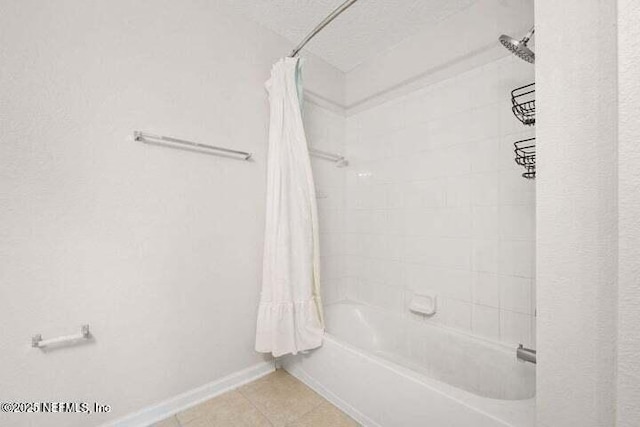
[32,325,91,349]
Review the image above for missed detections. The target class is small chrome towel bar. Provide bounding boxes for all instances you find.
[309,148,349,167]
[134,131,253,161]
[517,344,536,364]
[32,325,91,349]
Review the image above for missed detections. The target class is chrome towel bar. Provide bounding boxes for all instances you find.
[517,344,536,364]
[32,325,91,349]
[309,148,349,167]
[134,131,253,161]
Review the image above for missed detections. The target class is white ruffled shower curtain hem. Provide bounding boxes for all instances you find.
[255,297,323,358]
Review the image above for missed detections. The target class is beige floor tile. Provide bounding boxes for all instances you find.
[177,390,271,427]
[287,401,360,427]
[239,370,324,427]
[151,416,181,427]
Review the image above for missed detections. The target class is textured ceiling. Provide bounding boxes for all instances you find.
[221,0,477,71]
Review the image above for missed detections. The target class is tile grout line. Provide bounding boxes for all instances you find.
[283,367,327,426]
[237,383,276,426]
[238,370,327,427]
[284,393,326,427]
[167,370,350,427]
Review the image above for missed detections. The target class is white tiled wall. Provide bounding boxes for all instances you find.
[303,101,348,307]
[342,55,536,348]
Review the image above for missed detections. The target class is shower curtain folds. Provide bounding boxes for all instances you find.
[255,57,324,357]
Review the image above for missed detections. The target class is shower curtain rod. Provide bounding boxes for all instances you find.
[289,0,359,57]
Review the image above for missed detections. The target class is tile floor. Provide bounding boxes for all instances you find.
[152,370,359,427]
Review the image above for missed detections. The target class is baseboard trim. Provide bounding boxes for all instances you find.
[105,361,275,427]
[283,361,381,427]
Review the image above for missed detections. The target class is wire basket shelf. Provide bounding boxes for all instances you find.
[511,83,535,126]
[514,137,536,179]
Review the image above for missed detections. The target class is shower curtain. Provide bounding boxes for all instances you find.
[255,57,324,357]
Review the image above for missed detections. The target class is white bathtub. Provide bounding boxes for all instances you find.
[282,301,535,427]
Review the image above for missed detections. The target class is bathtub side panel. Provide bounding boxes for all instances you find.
[282,338,510,427]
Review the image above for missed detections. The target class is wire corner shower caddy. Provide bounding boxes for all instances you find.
[510,82,536,179]
[514,137,536,180]
[511,83,535,126]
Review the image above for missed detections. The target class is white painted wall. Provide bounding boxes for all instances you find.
[342,53,536,348]
[0,1,343,426]
[616,0,640,425]
[535,1,618,426]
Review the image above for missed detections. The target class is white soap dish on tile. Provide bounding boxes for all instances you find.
[409,293,437,316]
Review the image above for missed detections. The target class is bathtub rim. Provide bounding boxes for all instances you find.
[325,299,529,358]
